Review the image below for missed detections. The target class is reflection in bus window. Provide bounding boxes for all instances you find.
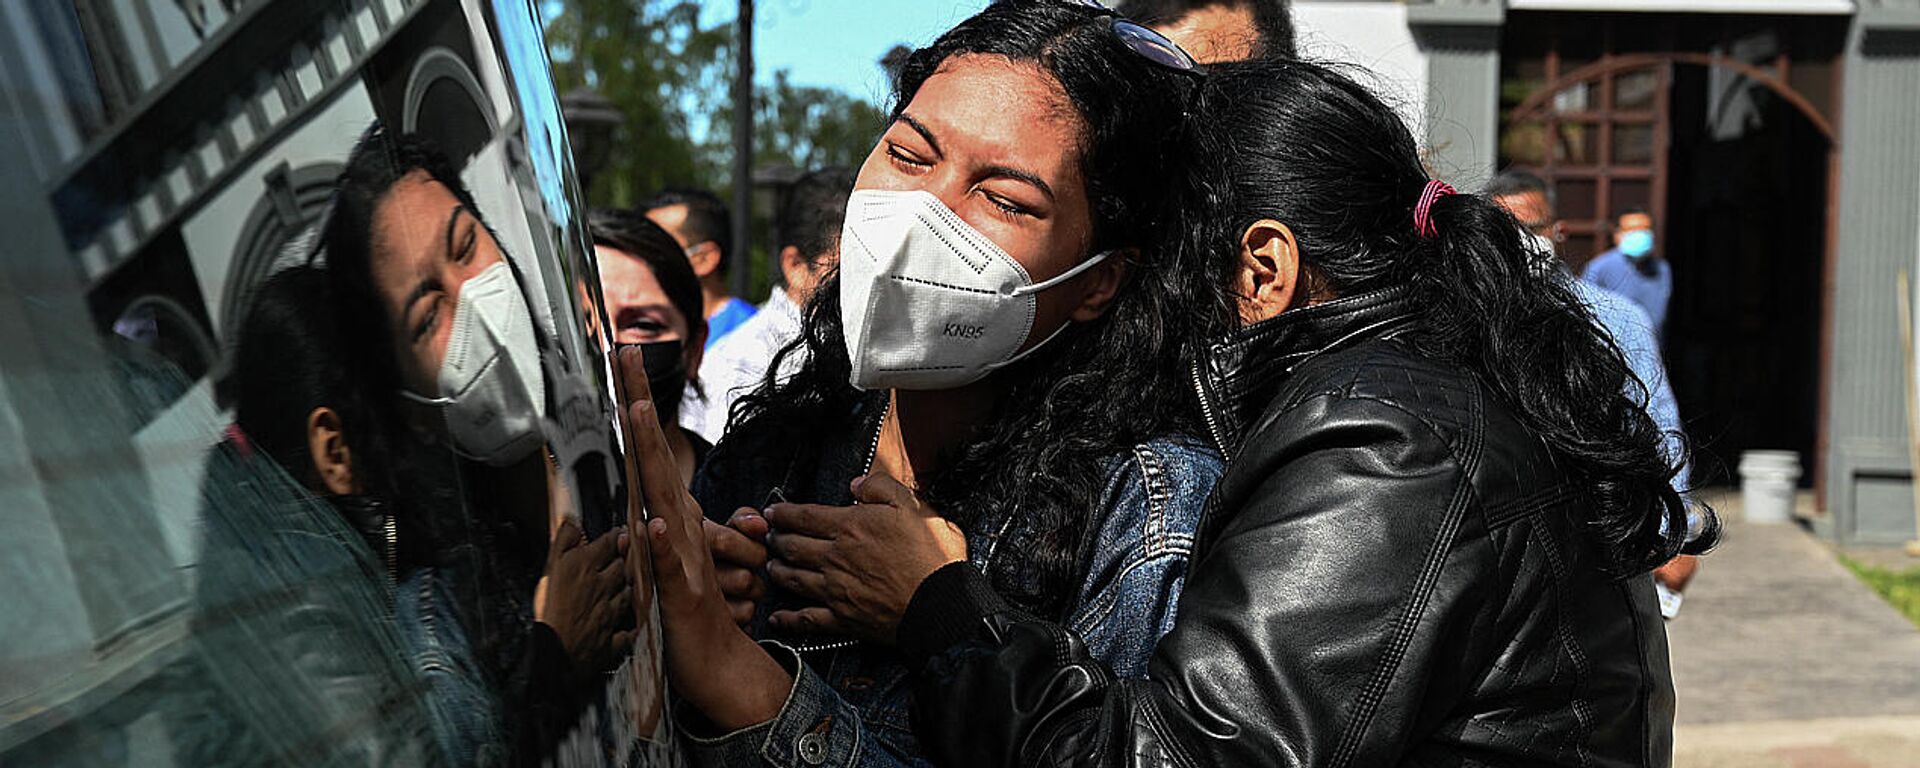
[0,1,673,765]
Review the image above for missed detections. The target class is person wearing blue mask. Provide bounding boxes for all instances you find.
[1582,206,1673,337]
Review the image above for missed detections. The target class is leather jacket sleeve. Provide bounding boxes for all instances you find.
[898,392,1495,767]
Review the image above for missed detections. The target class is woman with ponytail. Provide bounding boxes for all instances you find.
[759,56,1717,766]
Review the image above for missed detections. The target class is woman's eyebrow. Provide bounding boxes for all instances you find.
[897,113,943,158]
[442,202,470,260]
[899,112,1051,200]
[983,164,1055,202]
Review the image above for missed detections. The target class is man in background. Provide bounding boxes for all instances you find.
[1582,206,1673,338]
[642,187,758,348]
[1490,172,1699,617]
[691,167,853,443]
[1115,0,1295,63]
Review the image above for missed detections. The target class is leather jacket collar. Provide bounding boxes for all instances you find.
[1194,287,1419,452]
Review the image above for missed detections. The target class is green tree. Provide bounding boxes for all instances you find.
[544,1,887,209]
[543,1,890,297]
[751,69,887,171]
[708,69,888,298]
[543,0,732,208]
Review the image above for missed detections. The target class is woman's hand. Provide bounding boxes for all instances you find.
[764,475,967,644]
[616,346,789,731]
[710,509,769,629]
[536,519,634,677]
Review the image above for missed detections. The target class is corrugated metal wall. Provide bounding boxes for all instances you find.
[1410,0,1505,184]
[1825,2,1920,544]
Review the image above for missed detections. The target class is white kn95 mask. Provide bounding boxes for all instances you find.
[838,189,1111,390]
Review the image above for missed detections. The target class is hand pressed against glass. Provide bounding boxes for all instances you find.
[367,170,507,395]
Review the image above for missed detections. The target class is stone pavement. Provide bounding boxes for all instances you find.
[1667,495,1920,767]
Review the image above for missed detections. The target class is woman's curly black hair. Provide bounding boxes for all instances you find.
[728,0,1233,615]
[1192,58,1716,576]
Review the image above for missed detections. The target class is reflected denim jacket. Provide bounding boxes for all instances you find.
[396,565,508,767]
[687,436,1223,767]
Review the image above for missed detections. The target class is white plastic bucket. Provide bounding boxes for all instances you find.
[1738,450,1802,524]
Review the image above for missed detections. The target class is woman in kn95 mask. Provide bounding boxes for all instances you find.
[611,2,1234,764]
[324,129,637,764]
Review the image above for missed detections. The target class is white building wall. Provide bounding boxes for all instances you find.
[1293,2,1431,146]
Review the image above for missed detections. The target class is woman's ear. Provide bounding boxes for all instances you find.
[684,333,706,385]
[1237,219,1302,324]
[1067,249,1132,322]
[306,407,359,496]
[777,245,810,292]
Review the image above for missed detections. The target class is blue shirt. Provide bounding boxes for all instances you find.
[705,296,759,348]
[1581,248,1672,338]
[1574,280,1689,491]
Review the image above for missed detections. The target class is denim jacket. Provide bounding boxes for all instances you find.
[395,565,508,767]
[688,398,1223,767]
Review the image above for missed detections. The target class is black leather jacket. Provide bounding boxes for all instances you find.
[896,288,1676,767]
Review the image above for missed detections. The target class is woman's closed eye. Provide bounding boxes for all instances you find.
[885,142,932,174]
[413,293,444,344]
[980,189,1032,220]
[456,221,478,263]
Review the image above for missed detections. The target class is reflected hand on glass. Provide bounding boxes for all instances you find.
[763,474,967,645]
[538,518,634,678]
[616,346,788,731]
[710,509,769,629]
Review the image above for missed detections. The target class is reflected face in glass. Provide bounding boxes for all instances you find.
[856,55,1097,333]
[368,170,508,394]
[595,245,690,347]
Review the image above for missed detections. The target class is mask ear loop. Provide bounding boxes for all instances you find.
[1009,249,1114,297]
[393,388,521,465]
[398,390,455,407]
[987,249,1116,370]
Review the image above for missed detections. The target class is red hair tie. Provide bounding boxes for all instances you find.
[1413,180,1455,240]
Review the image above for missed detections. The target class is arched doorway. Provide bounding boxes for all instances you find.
[1499,23,1844,489]
[1503,53,1836,271]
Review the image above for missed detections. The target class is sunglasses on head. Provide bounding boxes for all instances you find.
[1062,0,1206,79]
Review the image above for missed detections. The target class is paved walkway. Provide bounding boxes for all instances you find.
[1667,501,1920,767]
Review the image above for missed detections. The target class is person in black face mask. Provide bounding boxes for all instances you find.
[588,207,712,486]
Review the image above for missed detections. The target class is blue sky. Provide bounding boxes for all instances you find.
[698,0,990,103]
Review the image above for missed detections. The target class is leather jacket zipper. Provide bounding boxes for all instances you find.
[384,513,398,585]
[862,395,889,476]
[1189,359,1231,568]
[1191,359,1229,455]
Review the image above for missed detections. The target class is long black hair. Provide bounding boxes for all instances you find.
[730,0,1232,614]
[230,266,376,493]
[1194,58,1714,575]
[228,263,455,572]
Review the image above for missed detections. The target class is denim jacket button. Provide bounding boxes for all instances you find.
[797,731,828,765]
